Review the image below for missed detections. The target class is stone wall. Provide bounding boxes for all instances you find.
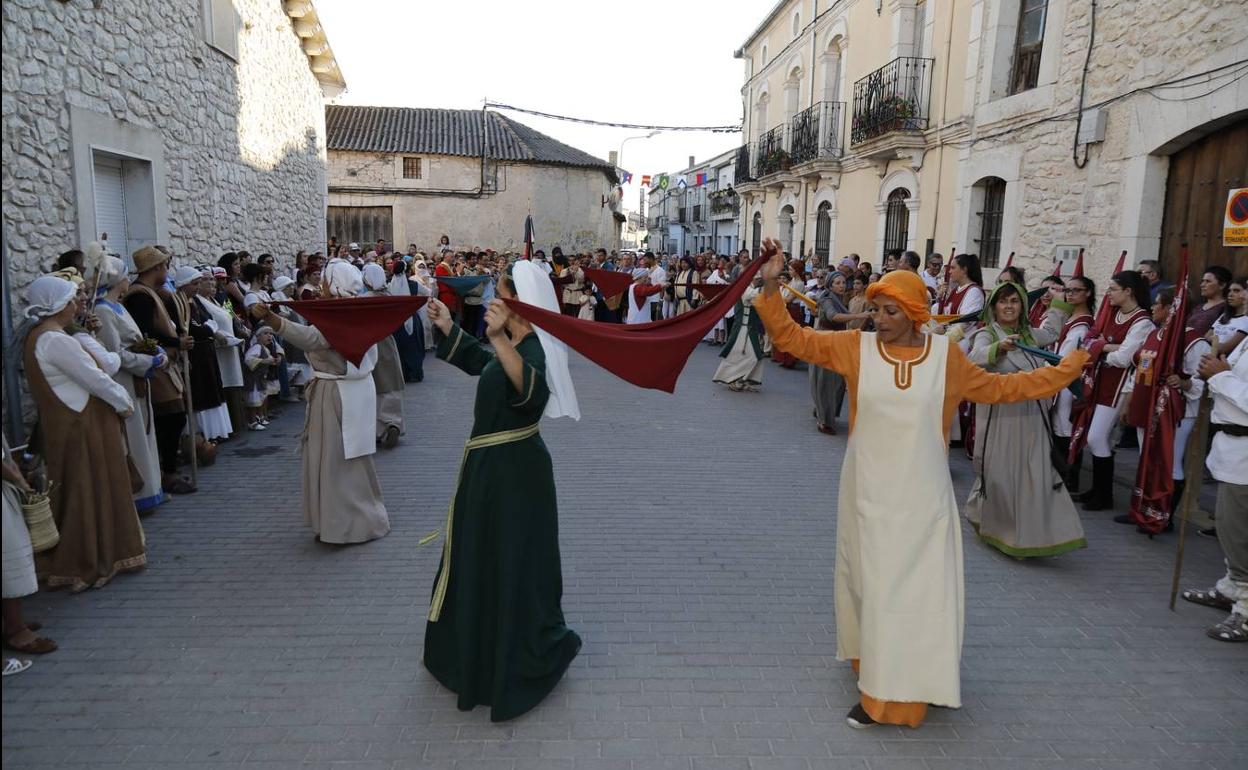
[328,151,619,254]
[2,0,328,294]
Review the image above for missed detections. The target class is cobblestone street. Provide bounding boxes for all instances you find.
[2,344,1245,770]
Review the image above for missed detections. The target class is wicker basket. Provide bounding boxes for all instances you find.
[21,483,59,553]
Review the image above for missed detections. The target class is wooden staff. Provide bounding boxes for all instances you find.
[1169,390,1212,610]
[780,283,818,311]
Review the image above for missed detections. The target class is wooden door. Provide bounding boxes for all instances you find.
[326,206,393,249]
[1158,119,1248,284]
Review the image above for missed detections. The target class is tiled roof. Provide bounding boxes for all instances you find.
[325,105,616,179]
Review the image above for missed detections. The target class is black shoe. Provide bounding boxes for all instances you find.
[379,425,400,449]
[846,704,877,729]
[1198,526,1219,538]
[1113,514,1134,525]
[1081,456,1115,512]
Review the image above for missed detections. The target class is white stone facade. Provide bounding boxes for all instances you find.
[327,150,620,255]
[2,0,333,293]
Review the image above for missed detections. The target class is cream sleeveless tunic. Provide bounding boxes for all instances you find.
[836,331,963,708]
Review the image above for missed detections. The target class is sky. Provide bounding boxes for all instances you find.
[314,0,759,211]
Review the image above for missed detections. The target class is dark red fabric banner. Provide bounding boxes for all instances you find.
[503,257,767,392]
[272,295,427,367]
[583,267,634,299]
[1067,250,1128,464]
[689,283,730,301]
[1128,248,1190,533]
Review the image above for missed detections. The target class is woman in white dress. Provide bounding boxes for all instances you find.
[92,257,167,513]
[3,433,57,664]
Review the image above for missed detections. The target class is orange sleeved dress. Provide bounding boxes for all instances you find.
[755,289,1089,727]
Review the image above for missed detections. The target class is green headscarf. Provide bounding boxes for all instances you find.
[980,282,1037,348]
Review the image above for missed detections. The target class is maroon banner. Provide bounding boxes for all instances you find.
[272,295,427,367]
[1067,250,1128,464]
[583,267,634,299]
[1128,247,1190,533]
[689,283,730,301]
[503,257,768,392]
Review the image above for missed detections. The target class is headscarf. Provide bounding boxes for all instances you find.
[173,265,201,288]
[24,275,78,321]
[272,276,296,296]
[49,267,84,285]
[980,282,1037,347]
[387,266,414,334]
[92,256,128,292]
[361,263,388,294]
[865,269,931,329]
[325,258,363,298]
[510,260,580,420]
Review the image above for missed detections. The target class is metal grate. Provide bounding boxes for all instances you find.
[977,177,1006,268]
[814,202,833,263]
[851,57,934,144]
[883,188,911,256]
[790,102,845,164]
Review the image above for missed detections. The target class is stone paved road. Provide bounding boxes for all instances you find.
[3,343,1245,770]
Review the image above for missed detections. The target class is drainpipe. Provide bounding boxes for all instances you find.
[928,0,955,250]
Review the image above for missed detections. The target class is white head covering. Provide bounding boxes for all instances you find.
[173,265,201,288]
[92,256,128,290]
[361,263,388,293]
[24,275,78,320]
[509,260,580,420]
[325,259,363,298]
[272,275,296,294]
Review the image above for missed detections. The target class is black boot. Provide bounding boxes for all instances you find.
[1165,479,1186,533]
[1082,455,1115,512]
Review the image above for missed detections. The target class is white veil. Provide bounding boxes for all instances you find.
[510,260,580,420]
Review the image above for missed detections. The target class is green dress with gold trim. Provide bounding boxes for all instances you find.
[423,322,581,722]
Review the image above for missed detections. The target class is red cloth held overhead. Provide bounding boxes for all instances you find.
[688,283,730,301]
[583,267,634,300]
[271,295,427,367]
[503,257,768,392]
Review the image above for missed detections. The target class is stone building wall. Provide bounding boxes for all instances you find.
[2,0,328,294]
[328,151,619,254]
[957,0,1248,287]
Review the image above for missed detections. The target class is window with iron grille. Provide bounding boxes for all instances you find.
[977,177,1006,268]
[815,202,832,263]
[1009,0,1047,95]
[402,157,422,179]
[883,188,910,257]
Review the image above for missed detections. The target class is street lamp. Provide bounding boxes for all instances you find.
[617,130,660,172]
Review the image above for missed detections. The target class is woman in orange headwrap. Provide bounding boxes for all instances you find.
[751,239,1088,729]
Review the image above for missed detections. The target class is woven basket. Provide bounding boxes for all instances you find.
[21,483,58,553]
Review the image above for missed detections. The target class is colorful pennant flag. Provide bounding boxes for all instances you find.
[658,175,669,189]
[642,175,652,186]
[620,170,633,184]
[676,176,688,189]
[695,173,707,186]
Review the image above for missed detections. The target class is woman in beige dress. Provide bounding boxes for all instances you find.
[251,262,390,545]
[362,264,405,449]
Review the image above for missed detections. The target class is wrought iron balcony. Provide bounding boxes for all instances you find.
[710,192,738,215]
[850,56,933,145]
[735,144,755,184]
[754,124,791,177]
[790,101,845,164]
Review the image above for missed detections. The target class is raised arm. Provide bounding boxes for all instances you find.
[754,288,859,375]
[953,343,1089,405]
[1033,300,1072,347]
[267,314,333,353]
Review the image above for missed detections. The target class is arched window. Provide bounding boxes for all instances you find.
[751,212,763,258]
[814,201,833,263]
[779,205,796,255]
[883,188,910,256]
[975,177,1006,268]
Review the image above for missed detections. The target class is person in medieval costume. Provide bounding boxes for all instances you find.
[197,267,248,433]
[713,277,765,392]
[91,256,167,513]
[624,275,664,325]
[361,264,406,449]
[421,260,582,722]
[752,240,1088,729]
[250,261,390,545]
[17,276,147,591]
[173,267,232,443]
[964,282,1086,558]
[810,272,865,433]
[387,260,425,383]
[1050,275,1096,489]
[674,254,699,316]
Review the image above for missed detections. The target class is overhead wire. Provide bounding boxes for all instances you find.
[484,101,741,134]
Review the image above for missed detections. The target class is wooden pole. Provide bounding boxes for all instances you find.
[181,350,199,489]
[1169,391,1212,610]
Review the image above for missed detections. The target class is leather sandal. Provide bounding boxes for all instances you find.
[1182,587,1233,611]
[5,634,57,655]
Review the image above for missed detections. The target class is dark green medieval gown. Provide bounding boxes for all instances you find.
[423,323,582,722]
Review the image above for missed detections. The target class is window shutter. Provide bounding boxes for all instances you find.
[93,156,128,259]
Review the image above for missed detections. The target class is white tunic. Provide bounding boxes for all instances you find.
[837,332,963,708]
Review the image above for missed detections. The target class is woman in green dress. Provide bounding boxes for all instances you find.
[422,260,581,722]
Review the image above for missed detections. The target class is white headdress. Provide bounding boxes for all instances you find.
[325,259,363,297]
[23,275,78,320]
[361,263,388,293]
[173,265,202,288]
[510,260,580,420]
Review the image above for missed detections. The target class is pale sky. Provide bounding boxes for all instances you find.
[315,0,758,209]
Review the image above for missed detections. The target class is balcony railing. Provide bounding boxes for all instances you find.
[850,56,934,145]
[735,144,755,184]
[754,124,791,177]
[710,193,738,215]
[790,101,845,164]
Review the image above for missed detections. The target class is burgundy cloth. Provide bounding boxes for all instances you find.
[1068,250,1128,464]
[1128,251,1190,534]
[689,283,729,301]
[583,267,634,299]
[503,256,768,392]
[272,295,427,367]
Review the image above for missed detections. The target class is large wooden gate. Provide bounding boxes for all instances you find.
[326,206,393,249]
[1158,118,1248,282]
